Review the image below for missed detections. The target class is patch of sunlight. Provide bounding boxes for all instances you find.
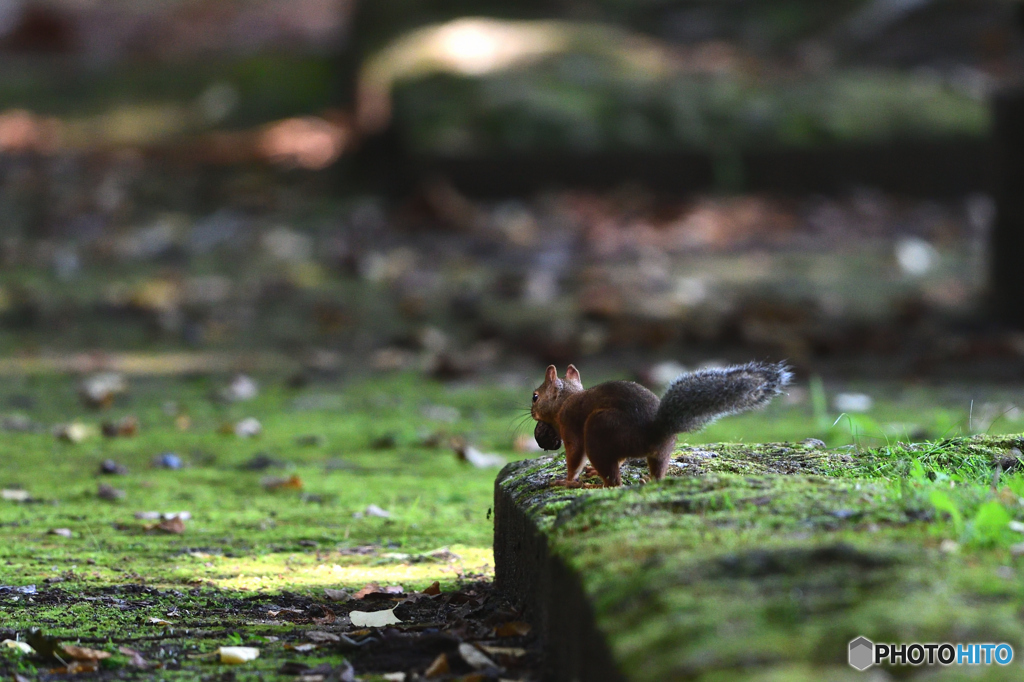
[357,18,673,132]
[195,546,493,592]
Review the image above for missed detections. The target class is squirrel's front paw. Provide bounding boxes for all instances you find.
[550,478,586,489]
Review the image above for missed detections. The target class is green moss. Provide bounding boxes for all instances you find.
[501,434,1024,680]
[0,372,526,677]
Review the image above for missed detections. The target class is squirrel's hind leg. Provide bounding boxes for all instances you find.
[646,438,675,481]
[583,409,634,487]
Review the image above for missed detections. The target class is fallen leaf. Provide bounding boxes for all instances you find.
[477,644,527,657]
[494,621,532,637]
[458,642,496,670]
[424,652,449,677]
[152,452,183,469]
[54,422,93,443]
[1,488,29,502]
[99,459,129,475]
[311,607,336,625]
[285,643,318,652]
[222,374,259,402]
[118,645,149,668]
[149,516,185,534]
[102,416,138,438]
[148,617,172,625]
[323,588,350,601]
[136,511,191,521]
[79,373,127,409]
[422,581,441,596]
[60,644,112,661]
[353,582,382,599]
[234,417,262,437]
[364,504,391,518]
[261,474,304,491]
[97,483,126,501]
[217,646,260,664]
[1,639,33,654]
[306,631,340,643]
[61,659,99,674]
[48,528,73,538]
[349,608,402,627]
[454,443,506,468]
[381,674,406,682]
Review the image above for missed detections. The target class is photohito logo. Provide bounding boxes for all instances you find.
[849,637,1014,670]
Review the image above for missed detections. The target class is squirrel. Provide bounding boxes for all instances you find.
[531,361,792,487]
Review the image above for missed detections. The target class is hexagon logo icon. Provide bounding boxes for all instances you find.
[849,637,875,671]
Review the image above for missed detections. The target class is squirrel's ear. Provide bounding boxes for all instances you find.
[566,364,581,384]
[545,365,558,383]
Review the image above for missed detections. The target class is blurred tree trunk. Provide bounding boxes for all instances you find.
[992,5,1024,326]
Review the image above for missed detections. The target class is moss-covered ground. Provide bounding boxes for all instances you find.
[499,403,1024,680]
[1,367,1022,679]
[0,370,541,680]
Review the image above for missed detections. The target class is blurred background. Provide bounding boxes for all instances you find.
[0,0,1021,391]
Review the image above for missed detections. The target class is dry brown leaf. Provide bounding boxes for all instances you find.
[60,644,112,661]
[155,517,186,534]
[353,582,382,599]
[422,580,441,596]
[261,474,304,491]
[57,659,100,674]
[118,645,149,668]
[424,652,449,677]
[494,621,532,637]
[305,631,340,643]
[311,608,336,625]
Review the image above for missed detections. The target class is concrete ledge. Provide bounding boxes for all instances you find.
[494,437,1024,681]
[494,458,627,682]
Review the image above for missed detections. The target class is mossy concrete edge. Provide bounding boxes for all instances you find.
[494,458,627,682]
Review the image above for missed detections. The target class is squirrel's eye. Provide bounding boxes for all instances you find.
[532,393,539,402]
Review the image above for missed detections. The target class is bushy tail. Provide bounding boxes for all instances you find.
[653,361,792,437]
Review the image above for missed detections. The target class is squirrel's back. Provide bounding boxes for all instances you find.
[560,380,660,427]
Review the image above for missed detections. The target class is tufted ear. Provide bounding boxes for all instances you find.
[545,365,558,383]
[565,364,581,385]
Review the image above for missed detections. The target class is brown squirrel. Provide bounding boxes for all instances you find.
[531,362,791,487]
